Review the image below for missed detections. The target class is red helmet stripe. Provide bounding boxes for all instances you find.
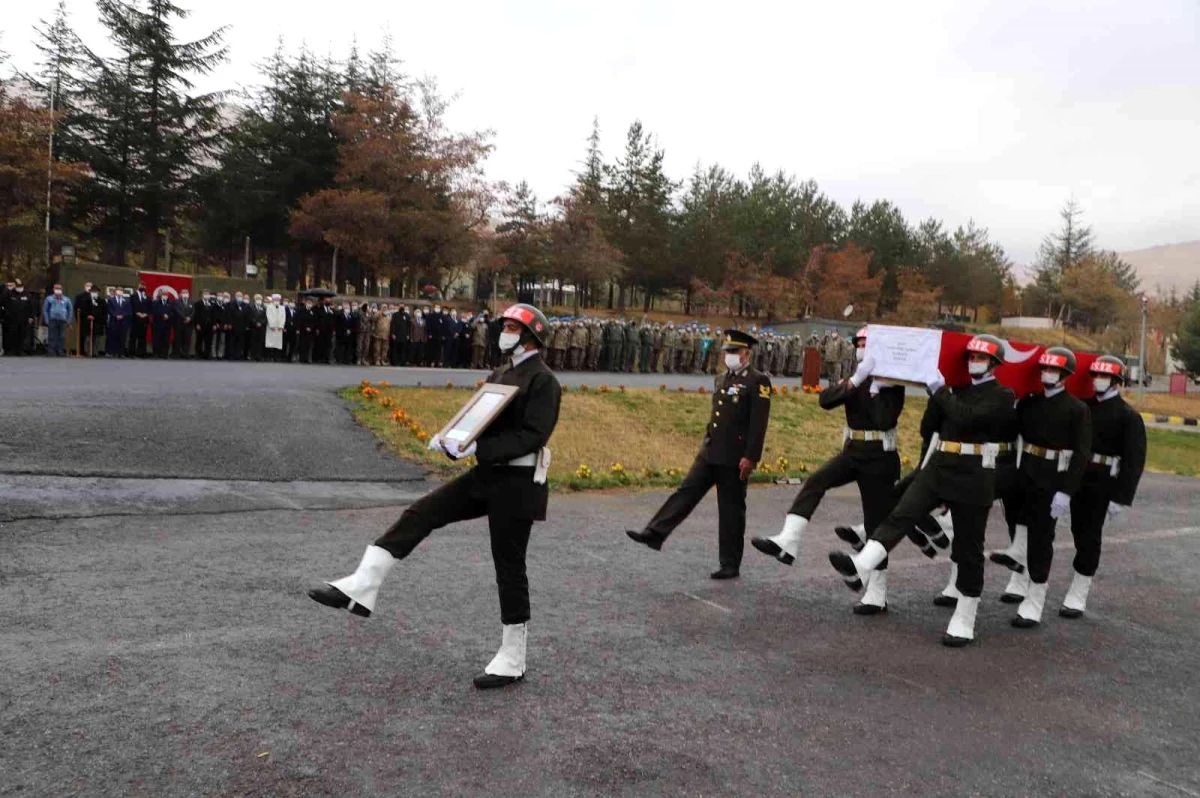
[1039,352,1068,368]
[502,306,534,324]
[1090,360,1122,375]
[966,338,1000,356]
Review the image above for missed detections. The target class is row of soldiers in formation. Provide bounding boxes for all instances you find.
[626,329,1147,648]
[541,317,857,379]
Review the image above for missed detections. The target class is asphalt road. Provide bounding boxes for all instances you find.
[2,358,1198,797]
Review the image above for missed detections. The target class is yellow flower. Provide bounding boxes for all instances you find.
[610,462,625,474]
[575,463,593,479]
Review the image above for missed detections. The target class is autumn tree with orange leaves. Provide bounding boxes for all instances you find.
[289,85,492,294]
[804,243,882,319]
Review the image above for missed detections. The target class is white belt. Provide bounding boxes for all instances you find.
[507,447,552,485]
[1091,453,1121,478]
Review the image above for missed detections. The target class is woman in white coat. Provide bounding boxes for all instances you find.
[265,295,286,362]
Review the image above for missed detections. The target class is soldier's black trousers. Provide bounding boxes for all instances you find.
[374,469,535,625]
[790,450,898,571]
[1019,474,1059,585]
[871,467,991,597]
[646,454,747,569]
[1069,472,1111,577]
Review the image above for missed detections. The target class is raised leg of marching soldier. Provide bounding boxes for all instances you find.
[308,303,560,689]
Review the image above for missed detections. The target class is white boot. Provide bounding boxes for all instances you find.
[934,562,963,606]
[932,508,955,546]
[829,540,887,592]
[328,545,396,614]
[943,596,979,646]
[1013,580,1048,628]
[834,522,867,553]
[1000,570,1029,604]
[990,524,1028,573]
[475,623,527,688]
[757,514,808,565]
[1060,571,1093,618]
[855,569,888,615]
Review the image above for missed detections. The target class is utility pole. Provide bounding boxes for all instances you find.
[243,236,251,278]
[165,227,172,273]
[331,245,339,291]
[1138,295,1148,400]
[45,79,57,278]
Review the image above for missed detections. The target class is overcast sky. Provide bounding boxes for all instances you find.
[4,0,1198,270]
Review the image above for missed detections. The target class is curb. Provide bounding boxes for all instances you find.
[1140,412,1199,427]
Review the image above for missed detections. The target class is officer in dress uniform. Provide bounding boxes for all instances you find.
[828,334,1018,646]
[626,330,772,579]
[752,327,905,614]
[309,303,562,690]
[1008,347,1091,630]
[1058,355,1145,618]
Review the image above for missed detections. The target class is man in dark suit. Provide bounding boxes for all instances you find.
[226,292,247,360]
[4,281,37,355]
[75,283,105,357]
[295,299,316,364]
[626,330,773,579]
[390,304,412,366]
[193,291,211,358]
[335,302,358,364]
[173,289,194,358]
[828,334,1018,647]
[129,283,152,358]
[310,303,562,689]
[248,294,268,362]
[150,292,176,358]
[105,287,131,357]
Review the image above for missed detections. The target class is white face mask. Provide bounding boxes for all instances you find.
[854,347,865,362]
[499,331,522,353]
[724,352,744,371]
[967,361,989,377]
[1041,370,1061,387]
[1093,377,1112,394]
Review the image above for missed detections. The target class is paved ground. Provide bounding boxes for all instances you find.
[2,358,1199,797]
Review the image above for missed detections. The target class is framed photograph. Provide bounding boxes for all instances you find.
[437,383,520,448]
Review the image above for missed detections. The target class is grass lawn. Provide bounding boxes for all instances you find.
[1127,391,1200,420]
[344,381,1200,489]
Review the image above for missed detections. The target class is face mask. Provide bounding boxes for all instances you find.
[1041,370,1061,387]
[15,287,23,293]
[54,289,62,296]
[91,292,98,300]
[305,303,313,310]
[499,332,522,353]
[854,347,865,362]
[180,294,189,301]
[724,353,743,371]
[967,361,989,377]
[1093,377,1112,394]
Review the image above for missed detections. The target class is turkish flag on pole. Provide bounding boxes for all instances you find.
[938,330,1098,399]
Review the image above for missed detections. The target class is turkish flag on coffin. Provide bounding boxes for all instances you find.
[938,330,1098,400]
[137,271,194,346]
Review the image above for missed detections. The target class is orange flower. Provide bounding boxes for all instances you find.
[416,431,429,442]
[697,386,707,394]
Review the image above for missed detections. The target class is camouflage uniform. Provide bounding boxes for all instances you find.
[662,325,677,373]
[822,332,840,381]
[623,321,638,372]
[568,321,587,370]
[651,324,664,373]
[691,329,703,374]
[550,322,568,370]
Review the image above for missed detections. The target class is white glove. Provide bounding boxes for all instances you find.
[427,434,447,454]
[1050,491,1070,519]
[850,355,875,388]
[926,368,946,394]
[1106,501,1127,520]
[444,439,477,460]
[869,378,891,395]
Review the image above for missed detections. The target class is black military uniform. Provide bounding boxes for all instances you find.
[754,329,905,612]
[1011,347,1091,628]
[627,330,772,578]
[1061,356,1145,618]
[830,334,1018,646]
[310,303,561,690]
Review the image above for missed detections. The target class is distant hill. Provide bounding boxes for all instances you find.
[1120,241,1200,296]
